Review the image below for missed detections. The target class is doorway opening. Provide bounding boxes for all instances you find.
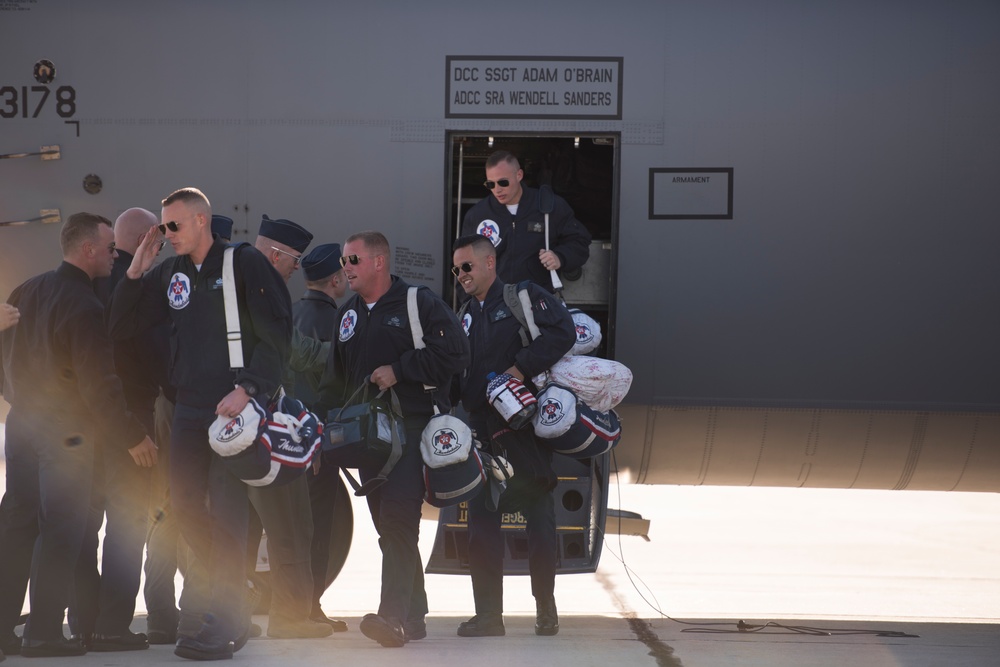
[444,133,619,356]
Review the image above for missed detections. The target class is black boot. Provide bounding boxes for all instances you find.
[535,597,559,636]
[456,613,505,637]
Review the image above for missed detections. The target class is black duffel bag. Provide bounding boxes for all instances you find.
[324,376,405,495]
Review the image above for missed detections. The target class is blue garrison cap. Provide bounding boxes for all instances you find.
[302,243,342,281]
[211,215,234,241]
[258,214,313,253]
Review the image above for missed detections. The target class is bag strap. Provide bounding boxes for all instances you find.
[456,298,471,324]
[354,385,406,496]
[406,287,445,414]
[330,373,407,496]
[222,246,244,368]
[331,375,373,421]
[502,282,539,345]
[406,285,435,392]
[340,468,363,494]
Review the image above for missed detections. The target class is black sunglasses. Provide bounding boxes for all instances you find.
[157,221,180,234]
[339,254,368,268]
[451,261,474,277]
[483,178,511,190]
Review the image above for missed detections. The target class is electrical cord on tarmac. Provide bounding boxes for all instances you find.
[600,450,919,639]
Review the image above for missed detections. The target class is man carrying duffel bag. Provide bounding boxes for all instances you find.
[315,231,469,648]
[452,235,576,638]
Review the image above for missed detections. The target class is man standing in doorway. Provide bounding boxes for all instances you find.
[462,150,591,294]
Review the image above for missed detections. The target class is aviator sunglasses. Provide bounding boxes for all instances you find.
[483,178,511,190]
[339,254,378,268]
[451,262,474,277]
[157,221,180,235]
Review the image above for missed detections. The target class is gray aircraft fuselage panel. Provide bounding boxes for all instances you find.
[1,1,997,490]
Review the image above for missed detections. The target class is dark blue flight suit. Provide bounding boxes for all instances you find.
[458,279,575,619]
[461,184,591,294]
[109,239,291,646]
[0,262,148,646]
[69,250,168,639]
[317,277,469,640]
[292,289,342,616]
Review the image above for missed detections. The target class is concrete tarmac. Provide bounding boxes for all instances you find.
[1,455,998,666]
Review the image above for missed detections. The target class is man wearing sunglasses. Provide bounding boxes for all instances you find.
[108,187,293,661]
[461,150,591,293]
[316,231,470,648]
[451,234,575,639]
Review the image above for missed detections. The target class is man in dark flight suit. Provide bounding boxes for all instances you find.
[316,231,469,648]
[292,243,351,627]
[452,234,575,638]
[461,150,591,294]
[70,208,168,652]
[109,188,292,661]
[0,212,157,658]
[293,243,347,405]
[139,211,234,646]
[246,216,335,640]
[0,301,18,667]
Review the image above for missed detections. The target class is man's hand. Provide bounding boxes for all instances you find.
[217,385,252,418]
[128,436,158,468]
[538,249,561,272]
[126,227,163,279]
[370,365,398,392]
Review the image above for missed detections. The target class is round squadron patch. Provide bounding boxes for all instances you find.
[338,309,358,342]
[461,312,472,336]
[575,321,595,347]
[167,272,192,310]
[538,396,566,427]
[431,427,461,457]
[216,415,245,443]
[476,219,502,247]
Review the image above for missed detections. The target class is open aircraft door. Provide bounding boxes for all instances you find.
[427,133,620,576]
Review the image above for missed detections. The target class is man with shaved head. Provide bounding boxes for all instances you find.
[71,208,172,651]
[109,188,292,661]
[461,150,591,294]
